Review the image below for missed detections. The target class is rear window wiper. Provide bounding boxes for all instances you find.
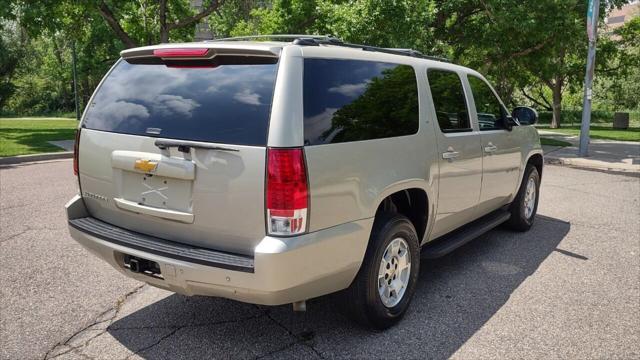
[154,139,239,153]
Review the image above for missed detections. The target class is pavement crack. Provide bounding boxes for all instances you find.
[0,229,32,243]
[43,284,146,360]
[254,305,325,359]
[254,341,299,359]
[114,285,147,315]
[124,326,181,360]
[45,288,267,360]
[111,313,265,331]
[0,203,30,211]
[122,314,264,359]
[1,225,64,244]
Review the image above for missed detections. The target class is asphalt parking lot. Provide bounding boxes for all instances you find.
[1,159,639,360]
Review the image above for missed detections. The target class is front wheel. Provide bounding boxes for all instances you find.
[341,213,420,329]
[507,165,540,231]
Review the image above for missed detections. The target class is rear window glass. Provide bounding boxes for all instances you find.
[303,59,419,145]
[83,58,278,146]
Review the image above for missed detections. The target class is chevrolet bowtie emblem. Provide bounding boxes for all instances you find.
[134,159,158,173]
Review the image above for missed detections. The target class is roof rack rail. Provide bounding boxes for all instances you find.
[208,34,451,63]
[210,34,337,42]
[310,39,451,63]
[384,48,451,63]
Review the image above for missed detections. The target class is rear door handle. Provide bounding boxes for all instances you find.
[442,151,460,159]
[484,144,498,153]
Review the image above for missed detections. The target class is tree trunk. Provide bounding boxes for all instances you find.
[97,1,138,48]
[50,37,70,108]
[81,76,91,114]
[550,78,563,129]
[97,0,223,46]
[159,0,169,43]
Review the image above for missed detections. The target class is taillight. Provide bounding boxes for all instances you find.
[153,48,209,58]
[266,148,308,236]
[73,128,81,176]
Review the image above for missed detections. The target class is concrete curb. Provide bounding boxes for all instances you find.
[544,155,640,176]
[0,152,73,165]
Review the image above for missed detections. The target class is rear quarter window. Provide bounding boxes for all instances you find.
[303,59,419,145]
[82,58,278,146]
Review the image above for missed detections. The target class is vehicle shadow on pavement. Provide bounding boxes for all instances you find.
[107,215,570,359]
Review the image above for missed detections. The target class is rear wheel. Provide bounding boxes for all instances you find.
[507,165,540,231]
[342,213,420,329]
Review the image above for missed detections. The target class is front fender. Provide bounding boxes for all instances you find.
[512,126,543,202]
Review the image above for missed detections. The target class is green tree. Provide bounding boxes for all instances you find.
[433,0,633,127]
[592,17,640,111]
[8,0,226,48]
[3,0,637,119]
[2,0,229,114]
[0,21,24,112]
[218,0,436,50]
[2,2,125,114]
[209,0,259,37]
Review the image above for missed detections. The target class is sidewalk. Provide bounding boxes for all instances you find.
[539,130,640,173]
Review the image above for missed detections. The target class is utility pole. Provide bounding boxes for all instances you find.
[72,41,80,121]
[579,0,600,157]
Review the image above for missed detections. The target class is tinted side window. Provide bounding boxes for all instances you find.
[83,59,278,146]
[468,76,506,131]
[303,59,419,145]
[427,70,471,133]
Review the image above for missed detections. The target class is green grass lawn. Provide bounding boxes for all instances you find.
[538,110,640,128]
[0,118,78,157]
[537,125,640,142]
[540,137,572,147]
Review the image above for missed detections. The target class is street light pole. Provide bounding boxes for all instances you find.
[579,0,600,157]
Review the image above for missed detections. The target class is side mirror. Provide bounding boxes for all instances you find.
[500,115,514,131]
[512,106,538,125]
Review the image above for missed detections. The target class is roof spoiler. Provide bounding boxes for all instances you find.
[120,44,281,60]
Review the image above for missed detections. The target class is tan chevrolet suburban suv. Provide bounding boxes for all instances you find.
[66,35,543,329]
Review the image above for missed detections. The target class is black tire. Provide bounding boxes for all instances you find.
[341,213,420,329]
[506,165,540,231]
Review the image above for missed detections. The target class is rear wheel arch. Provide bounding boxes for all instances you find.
[373,187,429,243]
[345,187,429,294]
